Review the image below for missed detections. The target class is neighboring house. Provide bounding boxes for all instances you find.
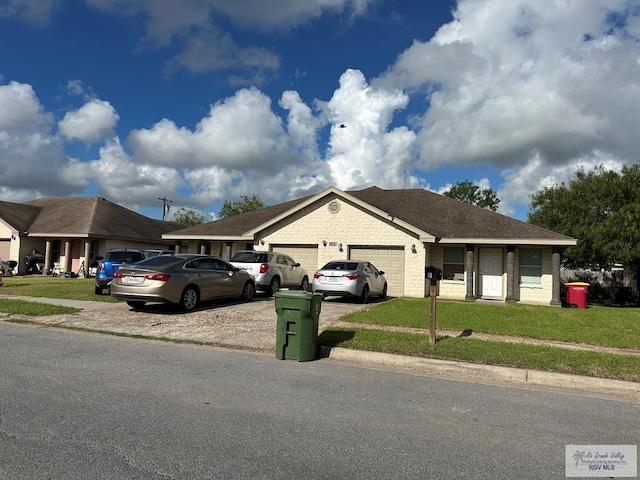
[0,197,182,276]
[163,186,577,306]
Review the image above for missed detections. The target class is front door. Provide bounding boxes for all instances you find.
[479,248,503,298]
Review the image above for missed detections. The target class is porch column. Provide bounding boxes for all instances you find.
[465,244,475,300]
[43,239,52,276]
[200,242,206,254]
[83,241,90,276]
[551,248,562,306]
[506,246,516,302]
[175,243,181,254]
[64,241,71,273]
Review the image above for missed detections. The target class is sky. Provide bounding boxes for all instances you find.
[1,0,639,223]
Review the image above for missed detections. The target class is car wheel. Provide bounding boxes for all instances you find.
[126,301,146,309]
[94,285,103,295]
[268,277,280,296]
[381,283,388,299]
[180,286,199,311]
[300,276,309,291]
[359,285,370,304]
[241,281,256,301]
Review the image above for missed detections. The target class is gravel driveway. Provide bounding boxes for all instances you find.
[30,294,375,352]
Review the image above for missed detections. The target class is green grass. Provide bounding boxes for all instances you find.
[341,298,640,349]
[319,328,640,382]
[1,276,117,302]
[0,298,80,315]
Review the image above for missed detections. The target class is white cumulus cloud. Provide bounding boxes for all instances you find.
[58,99,119,145]
[321,69,421,190]
[375,0,640,213]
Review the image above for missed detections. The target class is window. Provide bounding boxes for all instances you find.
[443,247,465,281]
[519,249,542,285]
[188,258,215,270]
[231,251,269,263]
[211,258,232,271]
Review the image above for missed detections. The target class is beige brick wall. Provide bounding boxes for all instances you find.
[516,247,553,304]
[428,245,468,300]
[0,223,19,266]
[258,197,427,297]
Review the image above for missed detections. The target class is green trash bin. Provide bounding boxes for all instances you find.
[274,290,322,362]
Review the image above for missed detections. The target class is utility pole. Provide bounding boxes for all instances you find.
[158,195,173,221]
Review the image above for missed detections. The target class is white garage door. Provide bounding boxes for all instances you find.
[270,245,319,278]
[349,247,405,297]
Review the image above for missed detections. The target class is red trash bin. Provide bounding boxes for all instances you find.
[565,282,589,309]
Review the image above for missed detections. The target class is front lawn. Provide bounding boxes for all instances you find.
[318,328,640,382]
[338,298,640,349]
[0,276,117,302]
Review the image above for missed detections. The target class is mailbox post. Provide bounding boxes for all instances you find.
[425,266,442,345]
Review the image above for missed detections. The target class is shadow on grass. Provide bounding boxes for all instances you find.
[318,329,356,348]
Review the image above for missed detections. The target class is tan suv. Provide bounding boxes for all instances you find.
[230,251,309,296]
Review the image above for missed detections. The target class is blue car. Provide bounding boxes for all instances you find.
[95,249,144,295]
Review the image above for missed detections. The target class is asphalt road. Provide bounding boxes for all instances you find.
[1,322,638,479]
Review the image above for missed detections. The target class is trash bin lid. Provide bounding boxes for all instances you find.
[565,282,590,286]
[273,290,313,299]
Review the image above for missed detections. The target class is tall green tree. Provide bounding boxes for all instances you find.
[172,207,205,226]
[528,164,640,272]
[219,195,264,218]
[443,180,500,211]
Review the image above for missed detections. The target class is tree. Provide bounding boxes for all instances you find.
[172,207,205,226]
[219,195,264,218]
[528,164,640,272]
[443,180,500,211]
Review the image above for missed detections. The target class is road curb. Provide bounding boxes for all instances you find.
[320,346,640,402]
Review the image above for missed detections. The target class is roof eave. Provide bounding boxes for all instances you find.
[437,237,577,246]
[162,234,253,241]
[24,233,91,238]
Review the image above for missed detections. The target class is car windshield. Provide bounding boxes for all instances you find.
[322,262,359,270]
[107,251,143,262]
[231,252,271,263]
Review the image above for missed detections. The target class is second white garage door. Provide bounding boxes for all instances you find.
[270,245,319,280]
[349,247,405,297]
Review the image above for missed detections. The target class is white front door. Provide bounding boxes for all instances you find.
[479,248,503,298]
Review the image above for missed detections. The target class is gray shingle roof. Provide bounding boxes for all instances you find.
[0,201,41,233]
[3,197,185,240]
[350,187,573,241]
[163,186,574,243]
[166,196,311,237]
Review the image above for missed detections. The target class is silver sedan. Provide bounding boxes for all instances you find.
[110,254,256,311]
[312,260,387,303]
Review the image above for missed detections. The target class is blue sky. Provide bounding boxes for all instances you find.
[1,0,639,222]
